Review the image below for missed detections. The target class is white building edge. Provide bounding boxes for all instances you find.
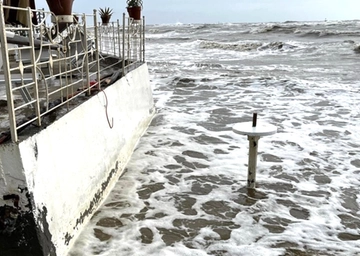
[0,3,154,256]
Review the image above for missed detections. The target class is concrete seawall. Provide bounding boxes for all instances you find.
[0,63,155,255]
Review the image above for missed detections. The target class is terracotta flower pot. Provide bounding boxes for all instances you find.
[127,6,141,20]
[46,0,74,16]
[101,16,111,25]
[46,0,75,36]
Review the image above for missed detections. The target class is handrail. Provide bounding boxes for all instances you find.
[0,4,145,143]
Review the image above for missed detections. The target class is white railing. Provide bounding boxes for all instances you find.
[0,4,145,142]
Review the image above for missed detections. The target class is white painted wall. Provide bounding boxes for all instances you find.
[12,64,154,256]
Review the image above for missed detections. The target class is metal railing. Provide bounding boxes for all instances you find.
[0,4,145,142]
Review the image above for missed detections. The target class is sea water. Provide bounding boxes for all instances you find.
[69,20,360,256]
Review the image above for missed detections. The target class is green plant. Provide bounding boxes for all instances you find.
[99,7,113,19]
[126,0,143,8]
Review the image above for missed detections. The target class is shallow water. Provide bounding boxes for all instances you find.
[69,20,360,256]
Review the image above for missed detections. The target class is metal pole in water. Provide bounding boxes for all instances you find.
[232,113,277,189]
[247,135,260,188]
[248,113,258,188]
[252,112,257,127]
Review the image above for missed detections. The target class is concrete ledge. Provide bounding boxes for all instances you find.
[0,63,155,255]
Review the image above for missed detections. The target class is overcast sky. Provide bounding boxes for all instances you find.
[35,0,360,24]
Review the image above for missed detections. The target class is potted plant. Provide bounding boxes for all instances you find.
[126,0,143,20]
[99,7,113,25]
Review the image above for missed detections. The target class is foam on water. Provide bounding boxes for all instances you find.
[69,21,360,256]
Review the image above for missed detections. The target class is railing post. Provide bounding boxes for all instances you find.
[93,9,101,90]
[27,7,41,127]
[142,16,145,62]
[0,3,18,142]
[98,22,102,53]
[127,18,130,62]
[82,13,90,95]
[139,18,142,62]
[112,22,116,56]
[122,13,126,76]
[117,19,121,58]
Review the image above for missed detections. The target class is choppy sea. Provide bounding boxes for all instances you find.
[69,20,360,256]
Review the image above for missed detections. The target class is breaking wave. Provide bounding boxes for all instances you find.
[199,41,261,51]
[252,24,298,34]
[195,63,223,68]
[199,41,297,52]
[147,61,178,66]
[147,28,175,34]
[295,29,360,38]
[249,24,360,38]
